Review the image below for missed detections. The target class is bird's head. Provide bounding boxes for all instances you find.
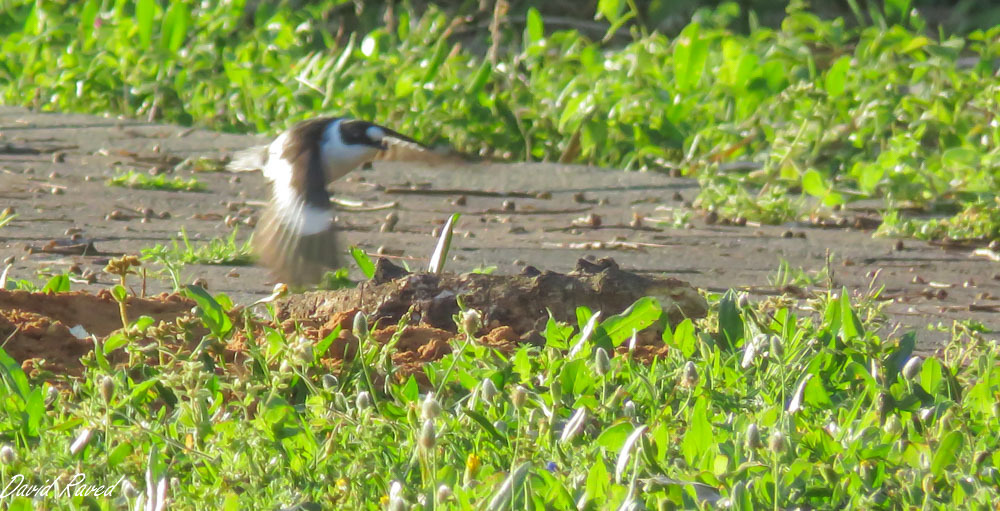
[339,120,389,151]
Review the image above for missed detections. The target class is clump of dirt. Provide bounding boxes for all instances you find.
[276,256,708,337]
[0,289,195,376]
[1,258,707,380]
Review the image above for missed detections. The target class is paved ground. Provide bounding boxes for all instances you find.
[2,106,998,349]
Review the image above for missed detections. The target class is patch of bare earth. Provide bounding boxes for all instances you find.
[1,259,707,381]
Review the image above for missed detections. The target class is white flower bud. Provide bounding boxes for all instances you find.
[745,423,762,449]
[902,356,922,381]
[681,361,699,388]
[623,400,636,418]
[461,309,482,334]
[594,347,611,376]
[884,415,902,436]
[559,407,587,444]
[121,479,139,499]
[0,444,15,465]
[436,484,452,501]
[769,335,784,360]
[99,375,114,404]
[741,337,759,369]
[356,391,372,411]
[322,374,338,390]
[419,420,436,450]
[421,393,442,420]
[480,378,498,403]
[768,430,787,454]
[511,385,528,410]
[352,311,369,339]
[70,428,93,455]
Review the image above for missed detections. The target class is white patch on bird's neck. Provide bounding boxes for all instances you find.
[320,119,379,181]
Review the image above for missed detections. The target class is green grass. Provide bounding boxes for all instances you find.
[142,227,254,267]
[2,1,1000,240]
[107,169,206,192]
[0,283,997,509]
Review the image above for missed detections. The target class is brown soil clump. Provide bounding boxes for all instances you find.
[0,289,195,376]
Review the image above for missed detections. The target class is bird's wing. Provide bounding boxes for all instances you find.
[254,119,344,285]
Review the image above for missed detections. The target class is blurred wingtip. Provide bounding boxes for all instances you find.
[253,204,345,286]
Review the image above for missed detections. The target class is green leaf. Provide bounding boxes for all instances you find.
[108,442,134,468]
[717,290,743,349]
[466,60,492,96]
[0,347,31,401]
[111,284,128,303]
[595,421,633,451]
[463,409,508,445]
[161,2,189,52]
[400,375,419,403]
[801,169,827,198]
[314,324,341,361]
[839,288,864,340]
[585,459,610,503]
[941,147,979,170]
[525,7,543,44]
[136,0,156,48]
[41,274,70,294]
[931,431,963,477]
[824,55,851,98]
[681,396,713,467]
[674,23,708,92]
[184,285,233,338]
[421,37,449,83]
[671,319,697,358]
[596,0,624,23]
[599,297,662,347]
[350,246,375,279]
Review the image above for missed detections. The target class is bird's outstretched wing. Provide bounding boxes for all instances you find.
[249,118,344,285]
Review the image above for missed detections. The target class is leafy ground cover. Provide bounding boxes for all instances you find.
[1,269,997,509]
[2,1,999,239]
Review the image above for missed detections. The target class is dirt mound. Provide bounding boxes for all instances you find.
[0,259,706,379]
[0,290,195,376]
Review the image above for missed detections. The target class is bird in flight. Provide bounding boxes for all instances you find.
[228,117,441,285]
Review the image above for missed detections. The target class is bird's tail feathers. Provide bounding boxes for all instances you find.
[227,145,269,172]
